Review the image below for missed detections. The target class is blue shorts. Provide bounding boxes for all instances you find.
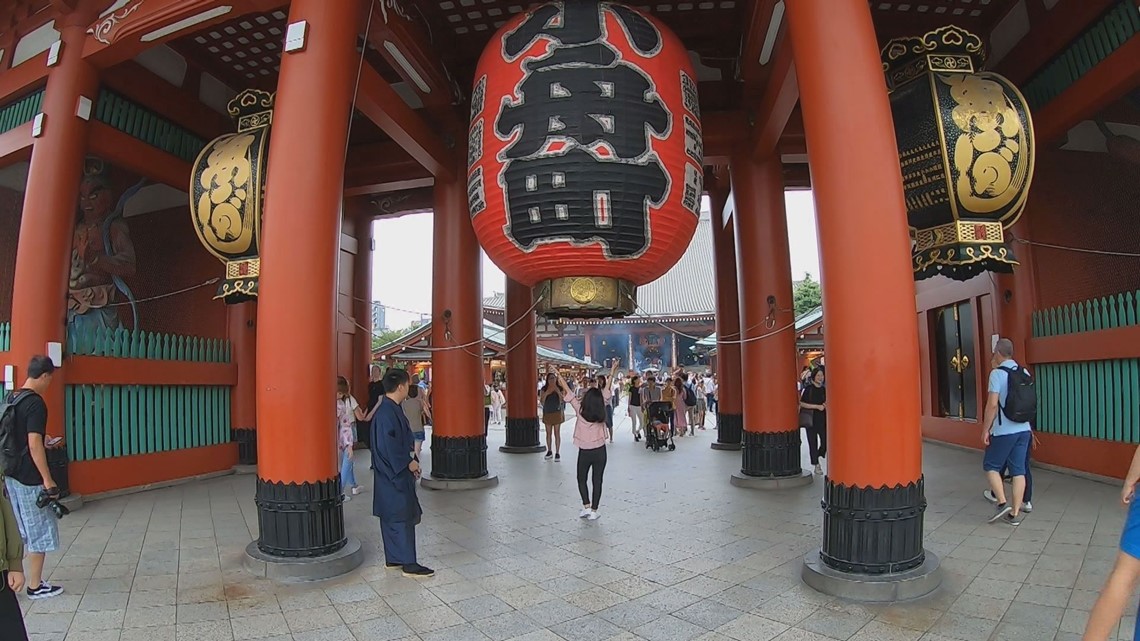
[5,477,59,553]
[412,430,425,442]
[1123,500,1140,559]
[983,431,1031,476]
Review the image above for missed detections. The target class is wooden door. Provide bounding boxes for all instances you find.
[934,301,978,420]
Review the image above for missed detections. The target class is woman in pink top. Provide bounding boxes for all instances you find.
[549,365,609,520]
[671,377,689,435]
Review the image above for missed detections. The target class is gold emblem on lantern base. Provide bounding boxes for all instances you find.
[536,277,636,319]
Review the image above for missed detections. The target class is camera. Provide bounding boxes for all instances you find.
[36,486,69,519]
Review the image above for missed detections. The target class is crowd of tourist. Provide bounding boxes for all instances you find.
[4,341,1140,638]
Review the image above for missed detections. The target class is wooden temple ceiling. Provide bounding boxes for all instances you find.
[119,0,1026,206]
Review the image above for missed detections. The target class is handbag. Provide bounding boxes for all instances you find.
[799,409,814,429]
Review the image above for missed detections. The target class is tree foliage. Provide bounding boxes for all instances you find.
[793,273,822,317]
[372,325,420,350]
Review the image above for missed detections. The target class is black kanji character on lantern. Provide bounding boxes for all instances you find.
[502,147,667,258]
[497,55,669,160]
[503,0,661,61]
[493,1,673,259]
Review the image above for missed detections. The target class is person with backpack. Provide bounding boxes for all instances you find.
[0,356,63,599]
[981,338,1035,526]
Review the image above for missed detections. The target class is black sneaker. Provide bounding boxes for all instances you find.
[27,583,64,600]
[544,450,553,460]
[554,453,561,462]
[988,503,1013,523]
[385,563,402,570]
[1004,512,1024,526]
[402,563,435,578]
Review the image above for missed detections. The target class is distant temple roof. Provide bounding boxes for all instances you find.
[373,319,598,368]
[696,306,824,352]
[484,218,715,323]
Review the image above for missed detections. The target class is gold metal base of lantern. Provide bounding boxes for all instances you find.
[535,277,636,319]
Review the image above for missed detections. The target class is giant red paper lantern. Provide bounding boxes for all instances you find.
[468,0,703,318]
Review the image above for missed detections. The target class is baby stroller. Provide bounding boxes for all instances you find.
[644,401,675,452]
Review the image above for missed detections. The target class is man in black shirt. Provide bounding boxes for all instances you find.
[4,356,63,599]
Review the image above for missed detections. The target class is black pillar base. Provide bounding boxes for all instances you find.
[501,416,545,453]
[712,413,743,450]
[741,429,802,477]
[821,476,927,574]
[233,428,257,465]
[254,477,345,558]
[430,434,490,479]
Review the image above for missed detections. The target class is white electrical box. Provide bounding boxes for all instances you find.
[47,342,62,367]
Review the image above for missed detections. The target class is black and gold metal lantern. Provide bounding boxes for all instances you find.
[189,89,274,303]
[882,26,1036,281]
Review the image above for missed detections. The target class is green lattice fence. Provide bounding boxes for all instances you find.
[65,385,231,461]
[94,90,206,162]
[1031,291,1140,443]
[0,88,43,135]
[0,322,9,352]
[1022,0,1140,110]
[67,326,230,362]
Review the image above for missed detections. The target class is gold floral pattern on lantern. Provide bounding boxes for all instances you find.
[883,26,1035,281]
[189,89,274,303]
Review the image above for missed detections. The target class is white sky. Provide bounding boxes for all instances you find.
[373,190,821,330]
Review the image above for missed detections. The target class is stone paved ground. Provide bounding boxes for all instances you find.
[18,403,1140,641]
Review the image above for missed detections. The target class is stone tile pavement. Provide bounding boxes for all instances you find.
[17,405,1140,641]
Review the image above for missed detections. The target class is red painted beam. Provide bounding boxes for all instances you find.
[343,140,434,196]
[749,36,798,159]
[88,121,191,190]
[101,61,230,140]
[67,356,237,386]
[364,2,455,110]
[355,63,454,180]
[0,121,33,166]
[1034,35,1140,144]
[739,0,781,84]
[81,0,282,69]
[0,52,48,106]
[1028,324,1140,365]
[995,0,1119,84]
[702,111,747,164]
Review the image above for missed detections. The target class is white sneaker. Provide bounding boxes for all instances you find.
[813,464,823,476]
[586,511,600,521]
[1023,501,1033,513]
[352,486,364,495]
[579,507,592,518]
[343,494,351,502]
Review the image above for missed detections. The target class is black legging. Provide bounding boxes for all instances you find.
[806,413,827,465]
[577,445,607,510]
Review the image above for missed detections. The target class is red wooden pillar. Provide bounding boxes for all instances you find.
[252,0,360,565]
[997,219,1037,360]
[424,165,497,486]
[788,0,936,594]
[9,14,98,437]
[708,172,743,450]
[352,212,374,403]
[729,153,806,483]
[502,278,544,453]
[228,302,257,465]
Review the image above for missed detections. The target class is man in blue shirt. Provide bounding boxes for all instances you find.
[981,338,1032,525]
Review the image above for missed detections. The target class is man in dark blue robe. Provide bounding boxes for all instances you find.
[370,368,433,577]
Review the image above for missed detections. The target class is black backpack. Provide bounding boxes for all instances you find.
[0,390,31,476]
[683,385,697,407]
[998,365,1037,424]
